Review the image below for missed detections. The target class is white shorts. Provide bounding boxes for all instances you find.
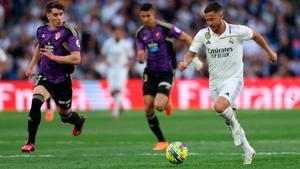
[210,78,243,109]
[107,67,128,91]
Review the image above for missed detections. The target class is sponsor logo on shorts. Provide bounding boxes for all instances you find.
[159,82,172,90]
[58,100,71,105]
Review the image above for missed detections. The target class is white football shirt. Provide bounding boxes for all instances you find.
[189,21,253,90]
[0,48,7,62]
[102,38,134,67]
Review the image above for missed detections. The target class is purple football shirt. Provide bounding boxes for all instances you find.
[136,21,182,72]
[37,23,80,84]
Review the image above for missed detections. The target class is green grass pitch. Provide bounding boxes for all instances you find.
[0,110,299,169]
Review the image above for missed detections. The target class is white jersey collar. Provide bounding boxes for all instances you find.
[208,20,232,38]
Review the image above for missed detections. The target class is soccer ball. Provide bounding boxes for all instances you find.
[165,142,189,164]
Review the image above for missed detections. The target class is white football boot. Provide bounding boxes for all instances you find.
[243,145,256,164]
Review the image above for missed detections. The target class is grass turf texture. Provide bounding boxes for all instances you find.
[0,110,299,169]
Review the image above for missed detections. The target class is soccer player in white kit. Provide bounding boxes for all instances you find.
[102,26,134,119]
[178,2,277,164]
[0,48,8,79]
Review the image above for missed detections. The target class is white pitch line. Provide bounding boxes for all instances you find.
[1,152,300,159]
[141,152,300,156]
[0,154,58,158]
[1,140,300,145]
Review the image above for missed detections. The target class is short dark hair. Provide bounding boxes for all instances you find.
[111,25,124,32]
[140,3,153,11]
[204,1,223,13]
[46,1,65,13]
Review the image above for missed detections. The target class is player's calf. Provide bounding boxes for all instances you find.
[73,115,86,136]
[219,107,243,146]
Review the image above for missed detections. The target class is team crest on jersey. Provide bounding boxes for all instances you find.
[155,31,161,38]
[55,32,61,40]
[205,32,211,40]
[229,37,234,44]
[41,34,46,38]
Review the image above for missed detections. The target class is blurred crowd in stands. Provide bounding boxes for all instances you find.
[0,0,299,80]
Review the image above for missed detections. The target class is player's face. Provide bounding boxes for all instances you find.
[47,8,64,28]
[204,11,223,33]
[139,10,155,27]
[114,28,124,40]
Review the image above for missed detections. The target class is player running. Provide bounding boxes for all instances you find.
[102,26,134,119]
[178,2,277,164]
[136,3,203,151]
[21,1,85,153]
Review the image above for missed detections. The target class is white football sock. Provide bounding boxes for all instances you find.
[219,107,243,146]
[112,93,122,118]
[240,128,252,151]
[219,107,240,128]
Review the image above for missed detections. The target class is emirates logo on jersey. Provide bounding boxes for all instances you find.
[55,32,61,40]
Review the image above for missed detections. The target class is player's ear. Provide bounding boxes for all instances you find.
[219,11,224,19]
[150,10,156,18]
[46,13,51,20]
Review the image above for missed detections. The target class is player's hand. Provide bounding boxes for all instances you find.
[26,68,35,80]
[268,51,277,63]
[40,48,55,61]
[178,61,187,71]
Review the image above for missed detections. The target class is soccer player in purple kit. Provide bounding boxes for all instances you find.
[135,3,203,151]
[21,1,85,152]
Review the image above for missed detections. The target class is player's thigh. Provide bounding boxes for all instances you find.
[142,70,157,96]
[211,87,230,113]
[154,93,169,111]
[155,74,173,111]
[112,68,128,91]
[33,75,53,101]
[143,95,155,115]
[117,68,128,88]
[52,79,73,113]
[33,85,51,101]
[107,68,116,90]
[156,73,173,98]
[218,79,243,109]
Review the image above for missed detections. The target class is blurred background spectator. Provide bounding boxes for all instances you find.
[0,0,299,80]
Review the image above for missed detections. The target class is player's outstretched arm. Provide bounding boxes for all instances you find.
[179,33,203,71]
[40,49,81,65]
[137,49,146,64]
[179,32,193,45]
[178,51,197,71]
[252,31,277,63]
[26,44,41,79]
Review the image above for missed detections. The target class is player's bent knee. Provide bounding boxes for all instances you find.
[214,104,227,114]
[214,97,230,114]
[59,110,72,123]
[154,104,165,112]
[145,107,155,117]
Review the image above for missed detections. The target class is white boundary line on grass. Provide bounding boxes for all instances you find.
[1,152,300,158]
[1,140,300,145]
[141,152,300,156]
